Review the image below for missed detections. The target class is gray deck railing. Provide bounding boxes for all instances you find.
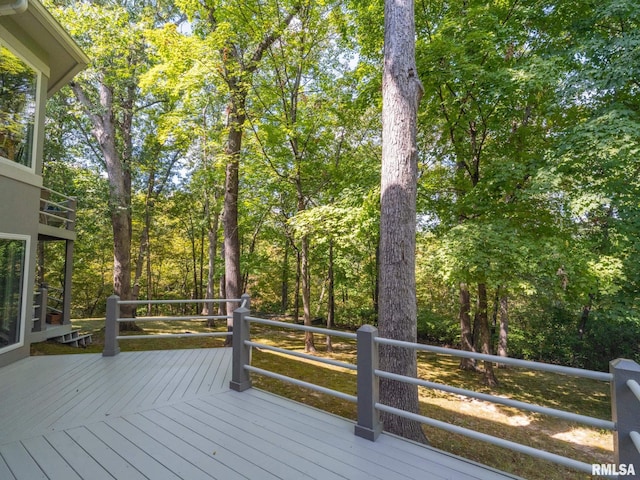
[32,283,68,331]
[39,187,76,230]
[102,294,247,356]
[230,306,640,477]
[31,287,46,332]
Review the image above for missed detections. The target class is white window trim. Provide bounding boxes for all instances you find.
[0,233,30,355]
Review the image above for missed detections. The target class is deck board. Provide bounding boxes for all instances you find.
[0,348,521,479]
[190,395,413,480]
[40,431,115,480]
[206,391,433,480]
[19,436,82,480]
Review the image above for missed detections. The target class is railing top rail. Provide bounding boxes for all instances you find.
[117,315,230,322]
[41,198,73,212]
[117,298,242,305]
[246,316,357,340]
[41,186,76,202]
[375,336,613,382]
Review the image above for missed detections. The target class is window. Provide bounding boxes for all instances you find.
[0,236,28,350]
[0,45,37,168]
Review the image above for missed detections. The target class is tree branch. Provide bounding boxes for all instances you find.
[246,4,302,74]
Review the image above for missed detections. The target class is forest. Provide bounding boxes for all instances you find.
[40,0,640,373]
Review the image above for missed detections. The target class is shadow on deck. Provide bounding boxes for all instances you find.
[0,348,520,479]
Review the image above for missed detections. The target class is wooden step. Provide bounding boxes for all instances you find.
[54,330,93,347]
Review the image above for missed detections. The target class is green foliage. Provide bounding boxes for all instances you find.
[38,0,640,372]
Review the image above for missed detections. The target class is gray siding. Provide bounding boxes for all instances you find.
[0,174,40,367]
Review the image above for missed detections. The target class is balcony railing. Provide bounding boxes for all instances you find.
[32,283,68,332]
[39,186,76,231]
[101,294,640,476]
[228,302,640,478]
[102,295,247,355]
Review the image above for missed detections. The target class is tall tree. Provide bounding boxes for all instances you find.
[552,0,640,365]
[378,0,427,442]
[246,0,372,351]
[414,0,568,383]
[50,1,150,327]
[49,0,186,326]
[170,0,302,340]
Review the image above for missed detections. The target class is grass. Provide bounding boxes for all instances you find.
[30,317,613,480]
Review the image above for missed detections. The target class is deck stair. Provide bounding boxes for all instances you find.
[54,329,93,347]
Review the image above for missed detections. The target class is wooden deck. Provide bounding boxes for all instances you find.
[0,348,520,479]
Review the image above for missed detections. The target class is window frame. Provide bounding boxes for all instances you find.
[0,39,42,174]
[0,233,30,354]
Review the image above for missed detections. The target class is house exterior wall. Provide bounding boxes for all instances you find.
[0,176,40,367]
[0,0,87,367]
[0,15,48,367]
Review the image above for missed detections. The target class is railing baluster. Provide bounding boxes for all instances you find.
[610,358,640,473]
[34,283,48,332]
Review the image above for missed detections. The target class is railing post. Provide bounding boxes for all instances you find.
[355,324,383,441]
[103,295,121,356]
[229,303,252,392]
[62,239,74,325]
[34,283,48,332]
[611,358,640,476]
[66,197,76,231]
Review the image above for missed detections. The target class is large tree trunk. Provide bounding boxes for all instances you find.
[218,241,226,317]
[112,209,136,329]
[208,4,300,346]
[281,241,289,313]
[459,282,476,370]
[301,233,315,352]
[223,93,244,346]
[71,80,137,330]
[296,180,315,352]
[204,208,219,326]
[578,293,594,340]
[498,294,509,367]
[189,215,199,300]
[133,166,156,307]
[294,248,301,323]
[326,239,335,352]
[378,0,427,444]
[478,283,498,386]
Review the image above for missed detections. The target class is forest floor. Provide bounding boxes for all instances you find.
[30,317,612,480]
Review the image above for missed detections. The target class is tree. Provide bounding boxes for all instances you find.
[49,0,185,328]
[550,0,640,367]
[413,0,574,384]
[378,0,427,443]
[50,1,148,328]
